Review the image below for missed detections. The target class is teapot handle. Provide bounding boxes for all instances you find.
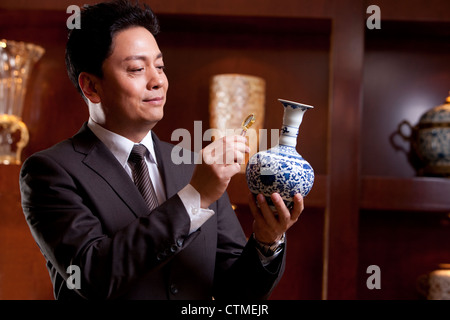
[390,120,417,154]
[397,119,425,165]
[397,120,414,141]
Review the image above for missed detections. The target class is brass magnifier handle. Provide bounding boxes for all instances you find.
[240,113,256,136]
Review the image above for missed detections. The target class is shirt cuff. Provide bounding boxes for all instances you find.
[178,184,215,234]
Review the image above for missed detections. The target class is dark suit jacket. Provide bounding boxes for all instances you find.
[19,123,285,300]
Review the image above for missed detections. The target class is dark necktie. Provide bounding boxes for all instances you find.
[128,144,159,211]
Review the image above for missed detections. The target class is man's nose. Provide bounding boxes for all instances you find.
[147,68,165,90]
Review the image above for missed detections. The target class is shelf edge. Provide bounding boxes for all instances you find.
[360,176,450,212]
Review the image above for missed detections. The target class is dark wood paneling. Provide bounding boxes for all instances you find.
[0,0,332,18]
[0,166,54,299]
[370,0,450,22]
[358,209,450,300]
[323,0,365,299]
[361,176,450,212]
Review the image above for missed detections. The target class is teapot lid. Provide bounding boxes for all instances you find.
[419,92,450,124]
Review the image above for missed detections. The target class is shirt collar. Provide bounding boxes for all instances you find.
[87,118,157,167]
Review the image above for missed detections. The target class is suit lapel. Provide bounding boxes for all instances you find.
[72,124,150,218]
[71,124,194,218]
[152,132,194,200]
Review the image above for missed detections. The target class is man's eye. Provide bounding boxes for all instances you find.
[157,65,166,71]
[129,68,144,72]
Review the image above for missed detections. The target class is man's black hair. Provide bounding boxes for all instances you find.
[65,0,160,97]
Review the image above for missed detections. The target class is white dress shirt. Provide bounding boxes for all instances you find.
[87,119,281,266]
[87,118,214,234]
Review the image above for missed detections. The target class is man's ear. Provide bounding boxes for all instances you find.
[78,72,101,104]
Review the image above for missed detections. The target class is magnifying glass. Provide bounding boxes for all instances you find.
[240,113,256,136]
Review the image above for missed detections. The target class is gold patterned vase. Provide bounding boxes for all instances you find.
[0,39,44,165]
[209,74,266,171]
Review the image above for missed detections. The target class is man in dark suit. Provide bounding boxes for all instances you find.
[19,0,304,300]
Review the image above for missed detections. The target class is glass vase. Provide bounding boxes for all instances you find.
[0,39,44,164]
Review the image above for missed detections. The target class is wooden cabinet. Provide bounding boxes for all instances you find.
[359,15,450,299]
[0,166,54,299]
[0,0,449,300]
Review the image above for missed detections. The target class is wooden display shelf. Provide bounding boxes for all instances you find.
[360,176,450,212]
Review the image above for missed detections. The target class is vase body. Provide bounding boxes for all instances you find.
[0,39,44,164]
[246,99,314,210]
[209,74,265,172]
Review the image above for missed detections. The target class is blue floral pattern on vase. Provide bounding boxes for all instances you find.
[246,99,314,210]
[418,128,450,165]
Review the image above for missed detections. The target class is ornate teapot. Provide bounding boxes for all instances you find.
[398,93,450,177]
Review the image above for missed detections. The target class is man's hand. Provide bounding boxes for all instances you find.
[249,193,304,244]
[190,135,249,208]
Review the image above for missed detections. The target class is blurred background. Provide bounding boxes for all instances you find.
[0,0,449,300]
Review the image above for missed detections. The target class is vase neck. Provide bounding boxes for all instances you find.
[278,105,307,147]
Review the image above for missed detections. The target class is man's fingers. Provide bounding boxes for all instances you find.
[271,193,292,226]
[256,193,279,225]
[203,135,249,165]
[290,194,304,222]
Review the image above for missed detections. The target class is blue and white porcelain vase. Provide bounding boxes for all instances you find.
[246,99,314,210]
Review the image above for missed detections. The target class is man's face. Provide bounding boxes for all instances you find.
[95,26,168,138]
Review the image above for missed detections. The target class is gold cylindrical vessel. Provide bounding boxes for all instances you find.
[209,74,266,171]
